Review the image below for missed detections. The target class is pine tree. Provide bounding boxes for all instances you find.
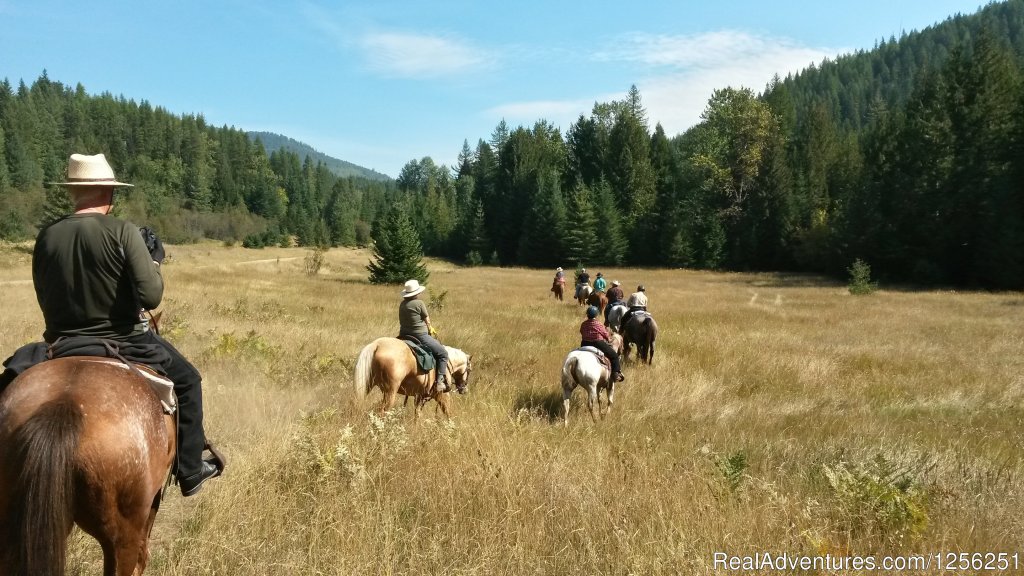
[39,185,74,228]
[367,203,428,284]
[592,179,626,265]
[466,200,491,257]
[562,185,598,265]
[517,171,566,267]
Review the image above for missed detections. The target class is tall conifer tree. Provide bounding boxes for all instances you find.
[367,203,428,284]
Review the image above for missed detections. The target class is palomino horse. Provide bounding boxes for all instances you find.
[622,313,658,365]
[606,302,628,333]
[575,284,593,306]
[560,333,623,424]
[0,357,176,576]
[586,290,608,314]
[353,338,473,419]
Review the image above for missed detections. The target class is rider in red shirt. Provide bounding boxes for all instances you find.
[579,306,624,382]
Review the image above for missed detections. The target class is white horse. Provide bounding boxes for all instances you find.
[606,302,628,333]
[575,283,593,305]
[560,333,623,424]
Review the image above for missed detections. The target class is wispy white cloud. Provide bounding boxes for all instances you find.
[485,98,606,125]
[603,30,845,133]
[486,30,844,136]
[299,2,493,80]
[359,32,492,79]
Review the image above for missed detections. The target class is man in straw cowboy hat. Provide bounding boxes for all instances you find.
[398,279,452,393]
[20,153,223,496]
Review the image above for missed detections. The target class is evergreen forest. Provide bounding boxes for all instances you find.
[1,0,1023,288]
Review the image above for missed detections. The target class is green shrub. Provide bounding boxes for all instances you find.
[822,453,930,543]
[465,250,483,266]
[848,258,878,295]
[304,247,326,276]
[429,289,448,311]
[716,450,748,493]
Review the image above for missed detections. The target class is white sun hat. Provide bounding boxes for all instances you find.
[53,153,133,188]
[401,279,426,298]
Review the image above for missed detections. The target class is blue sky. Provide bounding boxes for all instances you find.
[0,0,987,178]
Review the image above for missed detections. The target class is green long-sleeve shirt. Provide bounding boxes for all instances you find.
[33,213,163,341]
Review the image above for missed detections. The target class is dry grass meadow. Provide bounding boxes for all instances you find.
[1,241,1022,575]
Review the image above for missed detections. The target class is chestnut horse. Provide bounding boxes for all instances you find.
[550,279,564,301]
[560,333,624,424]
[0,357,176,576]
[353,338,473,419]
[587,290,608,313]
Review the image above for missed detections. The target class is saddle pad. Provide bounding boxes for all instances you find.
[401,340,436,373]
[77,358,177,414]
[575,346,612,373]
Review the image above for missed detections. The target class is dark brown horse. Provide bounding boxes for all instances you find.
[0,357,176,576]
[622,313,658,364]
[353,338,473,419]
[587,290,608,313]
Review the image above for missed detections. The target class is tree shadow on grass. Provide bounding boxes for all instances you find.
[511,387,564,423]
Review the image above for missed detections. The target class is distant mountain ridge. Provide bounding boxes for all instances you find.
[247,131,391,181]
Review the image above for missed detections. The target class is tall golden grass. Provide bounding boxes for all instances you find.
[1,241,1022,574]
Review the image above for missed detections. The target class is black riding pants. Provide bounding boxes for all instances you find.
[581,339,621,374]
[621,305,647,330]
[124,331,207,478]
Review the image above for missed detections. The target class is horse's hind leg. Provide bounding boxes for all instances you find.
[100,506,152,576]
[133,495,162,575]
[378,389,398,415]
[586,386,599,423]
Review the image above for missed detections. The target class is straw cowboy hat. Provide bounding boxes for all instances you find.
[556,267,563,272]
[52,153,133,188]
[612,280,621,286]
[401,279,426,298]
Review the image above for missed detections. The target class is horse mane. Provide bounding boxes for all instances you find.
[445,346,468,371]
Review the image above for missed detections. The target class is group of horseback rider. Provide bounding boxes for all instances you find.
[0,153,463,506]
[559,266,650,384]
[0,153,648,508]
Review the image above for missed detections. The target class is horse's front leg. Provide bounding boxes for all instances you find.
[435,392,452,420]
[604,381,615,418]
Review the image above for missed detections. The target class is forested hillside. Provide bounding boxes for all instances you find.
[247,131,390,182]
[1,0,1022,287]
[392,0,1022,288]
[0,75,395,247]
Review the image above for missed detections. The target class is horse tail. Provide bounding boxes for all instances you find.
[562,355,580,388]
[7,398,82,575]
[353,340,379,399]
